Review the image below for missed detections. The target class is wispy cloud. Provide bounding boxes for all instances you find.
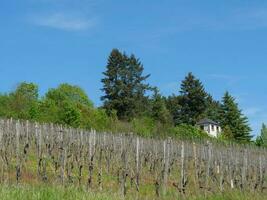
[31,13,95,31]
[206,73,246,86]
[187,7,267,31]
[140,6,267,40]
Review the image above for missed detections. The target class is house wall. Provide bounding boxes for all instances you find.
[203,124,222,137]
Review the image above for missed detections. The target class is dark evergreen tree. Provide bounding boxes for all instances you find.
[166,95,182,125]
[101,49,151,120]
[101,49,125,116]
[203,94,221,122]
[177,72,208,125]
[220,92,252,143]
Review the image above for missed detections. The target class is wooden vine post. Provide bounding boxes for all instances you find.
[0,118,265,197]
[15,120,21,184]
[136,137,140,192]
[162,138,170,196]
[180,141,186,195]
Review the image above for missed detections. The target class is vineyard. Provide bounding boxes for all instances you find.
[0,118,266,199]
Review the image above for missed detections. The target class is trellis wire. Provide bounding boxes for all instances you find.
[0,118,266,197]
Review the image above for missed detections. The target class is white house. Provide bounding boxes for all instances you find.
[196,119,222,137]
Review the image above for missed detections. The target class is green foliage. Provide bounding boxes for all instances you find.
[0,82,39,120]
[131,117,155,137]
[260,123,267,145]
[202,94,222,122]
[176,72,209,125]
[84,108,114,131]
[220,92,252,143]
[255,136,263,146]
[37,98,60,123]
[101,49,151,120]
[150,88,172,125]
[38,83,91,127]
[38,83,113,130]
[218,125,234,141]
[45,83,93,108]
[12,82,39,119]
[0,94,11,117]
[166,95,182,125]
[255,123,267,147]
[0,53,256,144]
[60,101,81,128]
[171,124,209,139]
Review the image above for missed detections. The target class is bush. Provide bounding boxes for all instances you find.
[131,117,155,137]
[170,124,209,140]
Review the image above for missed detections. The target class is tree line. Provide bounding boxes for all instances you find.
[0,48,260,144]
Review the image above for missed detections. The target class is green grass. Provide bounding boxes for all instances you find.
[0,184,266,200]
[1,151,265,200]
[0,185,119,200]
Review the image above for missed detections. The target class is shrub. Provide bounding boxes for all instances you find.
[170,124,209,140]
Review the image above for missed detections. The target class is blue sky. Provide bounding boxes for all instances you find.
[1,0,267,136]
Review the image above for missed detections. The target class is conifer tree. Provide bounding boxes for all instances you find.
[255,123,267,147]
[101,49,151,120]
[101,49,125,115]
[220,125,234,140]
[166,95,182,126]
[260,123,267,145]
[203,94,221,122]
[177,72,208,125]
[220,92,252,143]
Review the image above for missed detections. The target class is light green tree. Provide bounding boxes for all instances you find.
[8,82,39,119]
[39,83,93,128]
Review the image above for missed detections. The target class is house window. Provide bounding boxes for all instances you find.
[211,125,214,131]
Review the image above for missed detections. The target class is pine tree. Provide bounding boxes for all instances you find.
[101,49,151,120]
[177,72,208,125]
[101,49,125,116]
[220,92,252,143]
[220,125,234,140]
[203,94,221,122]
[261,123,267,146]
[255,123,267,147]
[166,95,182,126]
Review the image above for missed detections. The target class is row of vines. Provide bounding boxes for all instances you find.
[0,118,266,198]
